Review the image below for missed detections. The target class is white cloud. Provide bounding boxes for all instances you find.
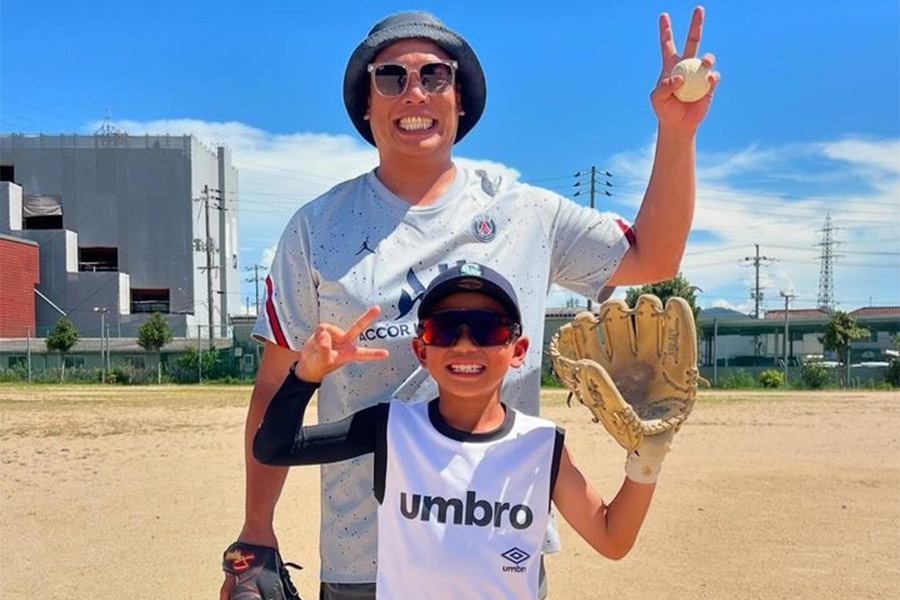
[606,136,900,312]
[94,118,900,313]
[815,138,900,174]
[261,245,277,270]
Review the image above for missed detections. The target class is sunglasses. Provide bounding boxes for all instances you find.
[367,60,458,97]
[417,310,521,348]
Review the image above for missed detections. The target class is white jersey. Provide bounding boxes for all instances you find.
[376,401,562,600]
[252,166,631,582]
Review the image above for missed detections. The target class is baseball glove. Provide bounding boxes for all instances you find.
[549,294,700,452]
[222,542,303,600]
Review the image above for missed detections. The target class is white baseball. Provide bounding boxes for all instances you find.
[670,57,711,103]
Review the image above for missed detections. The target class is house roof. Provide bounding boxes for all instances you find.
[765,309,830,320]
[850,306,900,317]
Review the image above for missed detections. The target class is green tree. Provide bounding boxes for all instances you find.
[138,313,174,384]
[625,272,700,321]
[46,316,79,382]
[886,333,900,387]
[820,311,869,387]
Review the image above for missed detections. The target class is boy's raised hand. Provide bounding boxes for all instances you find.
[295,306,389,383]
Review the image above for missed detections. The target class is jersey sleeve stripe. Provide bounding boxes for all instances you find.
[264,275,291,350]
[614,217,636,246]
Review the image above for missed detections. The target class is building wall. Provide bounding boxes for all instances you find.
[0,182,23,232]
[0,235,39,337]
[0,134,238,338]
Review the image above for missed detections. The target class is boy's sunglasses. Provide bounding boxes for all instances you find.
[367,60,458,97]
[417,310,521,347]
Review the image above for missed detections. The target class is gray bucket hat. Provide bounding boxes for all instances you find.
[343,11,487,146]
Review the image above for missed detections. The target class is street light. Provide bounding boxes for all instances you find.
[778,291,796,385]
[93,307,110,383]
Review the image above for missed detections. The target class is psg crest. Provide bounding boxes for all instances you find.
[472,213,497,243]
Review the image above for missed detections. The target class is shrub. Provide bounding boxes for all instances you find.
[886,359,900,387]
[107,366,132,385]
[718,369,758,389]
[540,370,562,388]
[759,369,785,388]
[801,361,833,389]
[0,367,26,383]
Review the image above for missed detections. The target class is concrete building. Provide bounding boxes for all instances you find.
[0,133,239,339]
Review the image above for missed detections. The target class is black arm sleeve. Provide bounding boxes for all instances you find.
[252,363,382,466]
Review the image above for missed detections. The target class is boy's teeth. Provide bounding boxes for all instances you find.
[449,364,485,374]
[398,116,434,131]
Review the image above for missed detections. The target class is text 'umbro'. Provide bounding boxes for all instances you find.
[399,491,534,530]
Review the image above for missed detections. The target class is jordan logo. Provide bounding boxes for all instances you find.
[356,237,376,255]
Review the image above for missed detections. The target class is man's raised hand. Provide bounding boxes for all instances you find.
[294,306,390,383]
[651,6,721,132]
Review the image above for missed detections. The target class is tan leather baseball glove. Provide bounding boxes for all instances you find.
[549,294,700,454]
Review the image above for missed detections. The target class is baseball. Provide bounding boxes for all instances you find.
[671,57,711,103]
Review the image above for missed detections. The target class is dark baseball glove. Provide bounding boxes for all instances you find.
[222,542,303,600]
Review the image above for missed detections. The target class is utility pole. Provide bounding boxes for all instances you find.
[94,307,109,383]
[197,325,203,383]
[210,187,229,336]
[204,185,215,349]
[779,291,796,385]
[712,318,718,387]
[245,264,263,315]
[573,167,614,311]
[741,244,775,318]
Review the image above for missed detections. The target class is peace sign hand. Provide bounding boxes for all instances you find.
[294,306,390,383]
[651,6,721,133]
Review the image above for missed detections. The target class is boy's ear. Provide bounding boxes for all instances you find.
[411,337,428,367]
[509,335,529,368]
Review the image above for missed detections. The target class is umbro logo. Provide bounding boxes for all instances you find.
[501,547,530,565]
[501,547,530,573]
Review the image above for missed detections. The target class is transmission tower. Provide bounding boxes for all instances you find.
[816,214,840,311]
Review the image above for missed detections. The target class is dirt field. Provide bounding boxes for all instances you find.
[1,385,898,599]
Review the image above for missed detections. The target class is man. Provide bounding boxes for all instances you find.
[222,8,718,600]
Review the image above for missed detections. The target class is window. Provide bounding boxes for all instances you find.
[7,355,26,369]
[64,355,85,369]
[124,355,146,369]
[23,194,63,230]
[0,165,14,183]
[131,289,170,314]
[79,247,119,272]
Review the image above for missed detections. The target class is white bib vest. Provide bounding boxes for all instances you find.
[376,400,562,600]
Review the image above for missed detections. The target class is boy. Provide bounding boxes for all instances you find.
[249,263,671,600]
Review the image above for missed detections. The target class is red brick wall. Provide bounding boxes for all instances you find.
[0,237,40,337]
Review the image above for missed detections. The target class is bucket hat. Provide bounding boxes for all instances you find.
[343,11,487,146]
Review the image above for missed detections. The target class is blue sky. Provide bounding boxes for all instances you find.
[2,0,898,314]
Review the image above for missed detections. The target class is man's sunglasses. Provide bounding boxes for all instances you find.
[417,310,521,347]
[367,60,458,97]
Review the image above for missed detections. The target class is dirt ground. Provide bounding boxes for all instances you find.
[1,385,898,599]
